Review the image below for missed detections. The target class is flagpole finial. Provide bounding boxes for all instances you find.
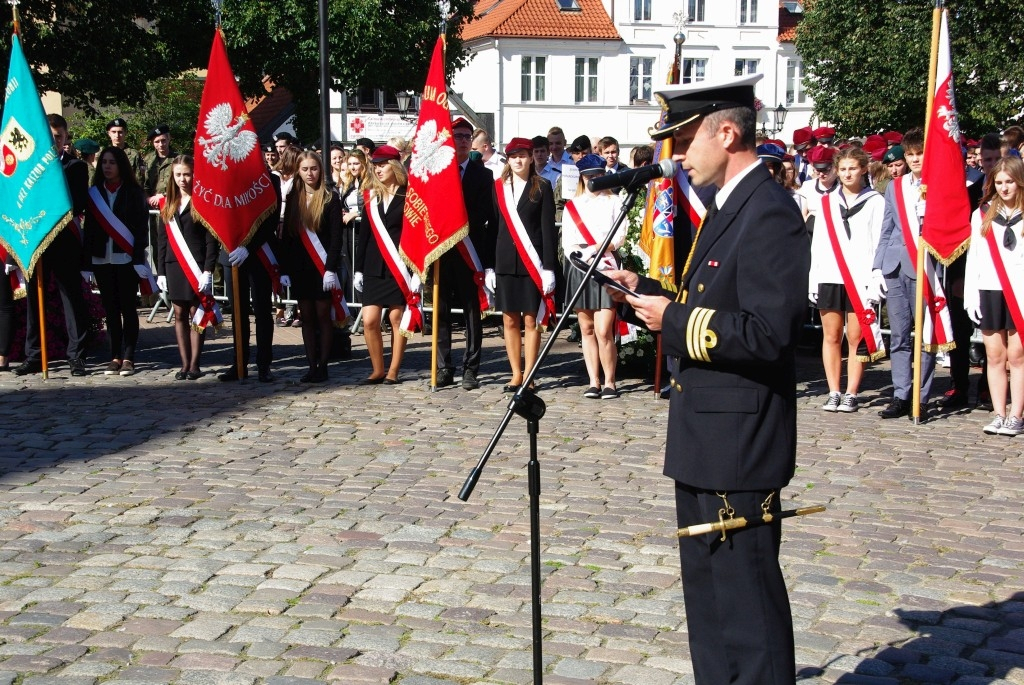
[210,0,222,27]
[9,0,22,35]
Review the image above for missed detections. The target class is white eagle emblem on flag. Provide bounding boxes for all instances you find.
[409,120,455,183]
[198,103,258,171]
[936,83,962,143]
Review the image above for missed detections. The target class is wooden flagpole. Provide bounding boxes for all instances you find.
[36,264,48,379]
[911,0,944,424]
[232,264,244,379]
[430,260,440,389]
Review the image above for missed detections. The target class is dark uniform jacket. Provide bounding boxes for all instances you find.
[156,205,219,278]
[441,160,497,273]
[493,176,557,276]
[356,191,405,278]
[634,163,809,491]
[83,183,150,264]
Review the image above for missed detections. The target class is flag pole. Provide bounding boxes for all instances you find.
[232,264,244,379]
[911,0,944,424]
[429,21,447,392]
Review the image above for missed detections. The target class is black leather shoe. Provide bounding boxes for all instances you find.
[68,358,88,376]
[13,360,41,376]
[879,397,909,419]
[218,367,245,381]
[435,368,455,387]
[937,388,968,409]
[258,368,273,383]
[461,369,479,389]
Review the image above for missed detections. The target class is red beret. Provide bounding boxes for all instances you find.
[813,126,836,141]
[862,134,887,161]
[451,117,473,132]
[808,145,836,166]
[505,137,533,155]
[883,131,903,144]
[370,145,402,163]
[767,138,787,150]
[793,127,815,146]
[965,138,980,148]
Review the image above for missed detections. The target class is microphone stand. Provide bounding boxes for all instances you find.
[458,179,646,684]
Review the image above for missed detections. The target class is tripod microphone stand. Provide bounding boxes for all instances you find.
[458,180,647,684]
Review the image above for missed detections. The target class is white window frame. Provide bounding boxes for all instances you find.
[687,0,705,22]
[633,0,652,21]
[575,57,599,104]
[734,58,759,77]
[739,0,758,24]
[630,57,655,104]
[682,57,707,84]
[521,56,547,103]
[786,58,806,106]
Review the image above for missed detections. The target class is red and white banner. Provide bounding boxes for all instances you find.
[192,29,276,253]
[494,179,555,327]
[399,36,469,280]
[366,190,422,337]
[920,9,971,265]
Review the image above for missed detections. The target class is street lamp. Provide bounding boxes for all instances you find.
[760,104,789,136]
[395,90,417,121]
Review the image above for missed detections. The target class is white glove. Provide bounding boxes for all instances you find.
[280,275,291,288]
[134,263,152,280]
[198,271,213,294]
[80,271,95,285]
[323,270,341,291]
[410,273,422,293]
[578,246,597,262]
[353,272,364,292]
[228,246,249,266]
[871,269,887,296]
[541,269,556,295]
[4,263,16,275]
[967,305,982,326]
[865,281,881,306]
[964,288,982,326]
[808,291,818,305]
[156,275,167,292]
[484,269,496,294]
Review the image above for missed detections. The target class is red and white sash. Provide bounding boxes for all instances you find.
[298,226,352,329]
[564,200,618,270]
[0,245,25,300]
[894,177,954,352]
[494,178,555,326]
[364,190,422,337]
[983,213,1024,333]
[675,167,707,230]
[820,193,886,361]
[455,237,492,314]
[163,199,222,331]
[256,243,283,296]
[89,186,158,295]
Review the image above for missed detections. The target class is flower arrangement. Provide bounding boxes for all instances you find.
[7,274,106,362]
[615,187,659,377]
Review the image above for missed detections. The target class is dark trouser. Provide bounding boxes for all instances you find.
[93,263,139,362]
[945,256,987,396]
[24,254,90,362]
[435,255,483,375]
[675,483,795,685]
[0,270,13,357]
[223,260,274,371]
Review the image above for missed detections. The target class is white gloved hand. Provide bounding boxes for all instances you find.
[80,271,95,285]
[808,291,818,305]
[353,272,364,292]
[4,263,16,275]
[323,270,341,291]
[967,305,982,326]
[484,268,496,294]
[280,275,291,289]
[865,281,881,306]
[156,275,167,292]
[964,288,982,326]
[578,245,597,262]
[410,273,422,293]
[871,269,887,296]
[198,271,213,294]
[228,246,249,266]
[541,269,556,295]
[134,263,152,280]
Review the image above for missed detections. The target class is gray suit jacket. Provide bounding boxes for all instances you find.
[872,174,920,278]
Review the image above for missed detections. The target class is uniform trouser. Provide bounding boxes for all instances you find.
[675,483,795,685]
[24,253,90,362]
[435,258,483,375]
[0,270,13,357]
[885,270,935,402]
[223,260,274,371]
[93,263,139,362]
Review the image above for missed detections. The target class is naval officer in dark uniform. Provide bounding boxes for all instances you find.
[604,74,809,685]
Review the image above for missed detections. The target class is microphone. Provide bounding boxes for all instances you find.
[587,158,676,193]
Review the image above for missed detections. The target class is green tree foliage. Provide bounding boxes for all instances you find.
[796,0,1024,137]
[220,0,476,142]
[2,0,214,111]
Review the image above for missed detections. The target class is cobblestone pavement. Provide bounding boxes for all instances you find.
[1,310,1022,684]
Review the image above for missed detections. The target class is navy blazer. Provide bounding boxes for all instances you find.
[157,206,219,276]
[493,176,557,276]
[356,190,406,278]
[634,163,809,491]
[84,183,150,264]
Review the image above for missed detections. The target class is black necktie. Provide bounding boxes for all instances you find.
[839,200,867,239]
[995,213,1022,250]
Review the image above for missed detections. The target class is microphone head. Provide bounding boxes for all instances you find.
[658,157,676,178]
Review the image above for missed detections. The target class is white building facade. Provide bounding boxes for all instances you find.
[451,0,813,152]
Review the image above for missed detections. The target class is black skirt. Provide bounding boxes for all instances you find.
[564,261,615,311]
[816,282,853,313]
[362,273,404,308]
[980,289,1016,331]
[495,274,540,314]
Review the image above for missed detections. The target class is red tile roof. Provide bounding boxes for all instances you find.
[463,0,621,41]
[778,2,802,43]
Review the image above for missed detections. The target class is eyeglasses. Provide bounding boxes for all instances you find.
[452,133,472,141]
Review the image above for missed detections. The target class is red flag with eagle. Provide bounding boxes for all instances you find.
[399,36,469,280]
[192,28,276,252]
[920,9,970,265]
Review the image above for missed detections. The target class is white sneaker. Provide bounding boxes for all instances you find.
[998,416,1024,437]
[837,394,858,413]
[984,415,1005,435]
[822,392,841,412]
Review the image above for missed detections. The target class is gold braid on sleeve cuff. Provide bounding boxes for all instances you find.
[686,306,718,362]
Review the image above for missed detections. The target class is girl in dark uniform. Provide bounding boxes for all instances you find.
[156,155,219,380]
[354,145,411,384]
[85,146,150,376]
[281,151,344,383]
[488,137,557,392]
